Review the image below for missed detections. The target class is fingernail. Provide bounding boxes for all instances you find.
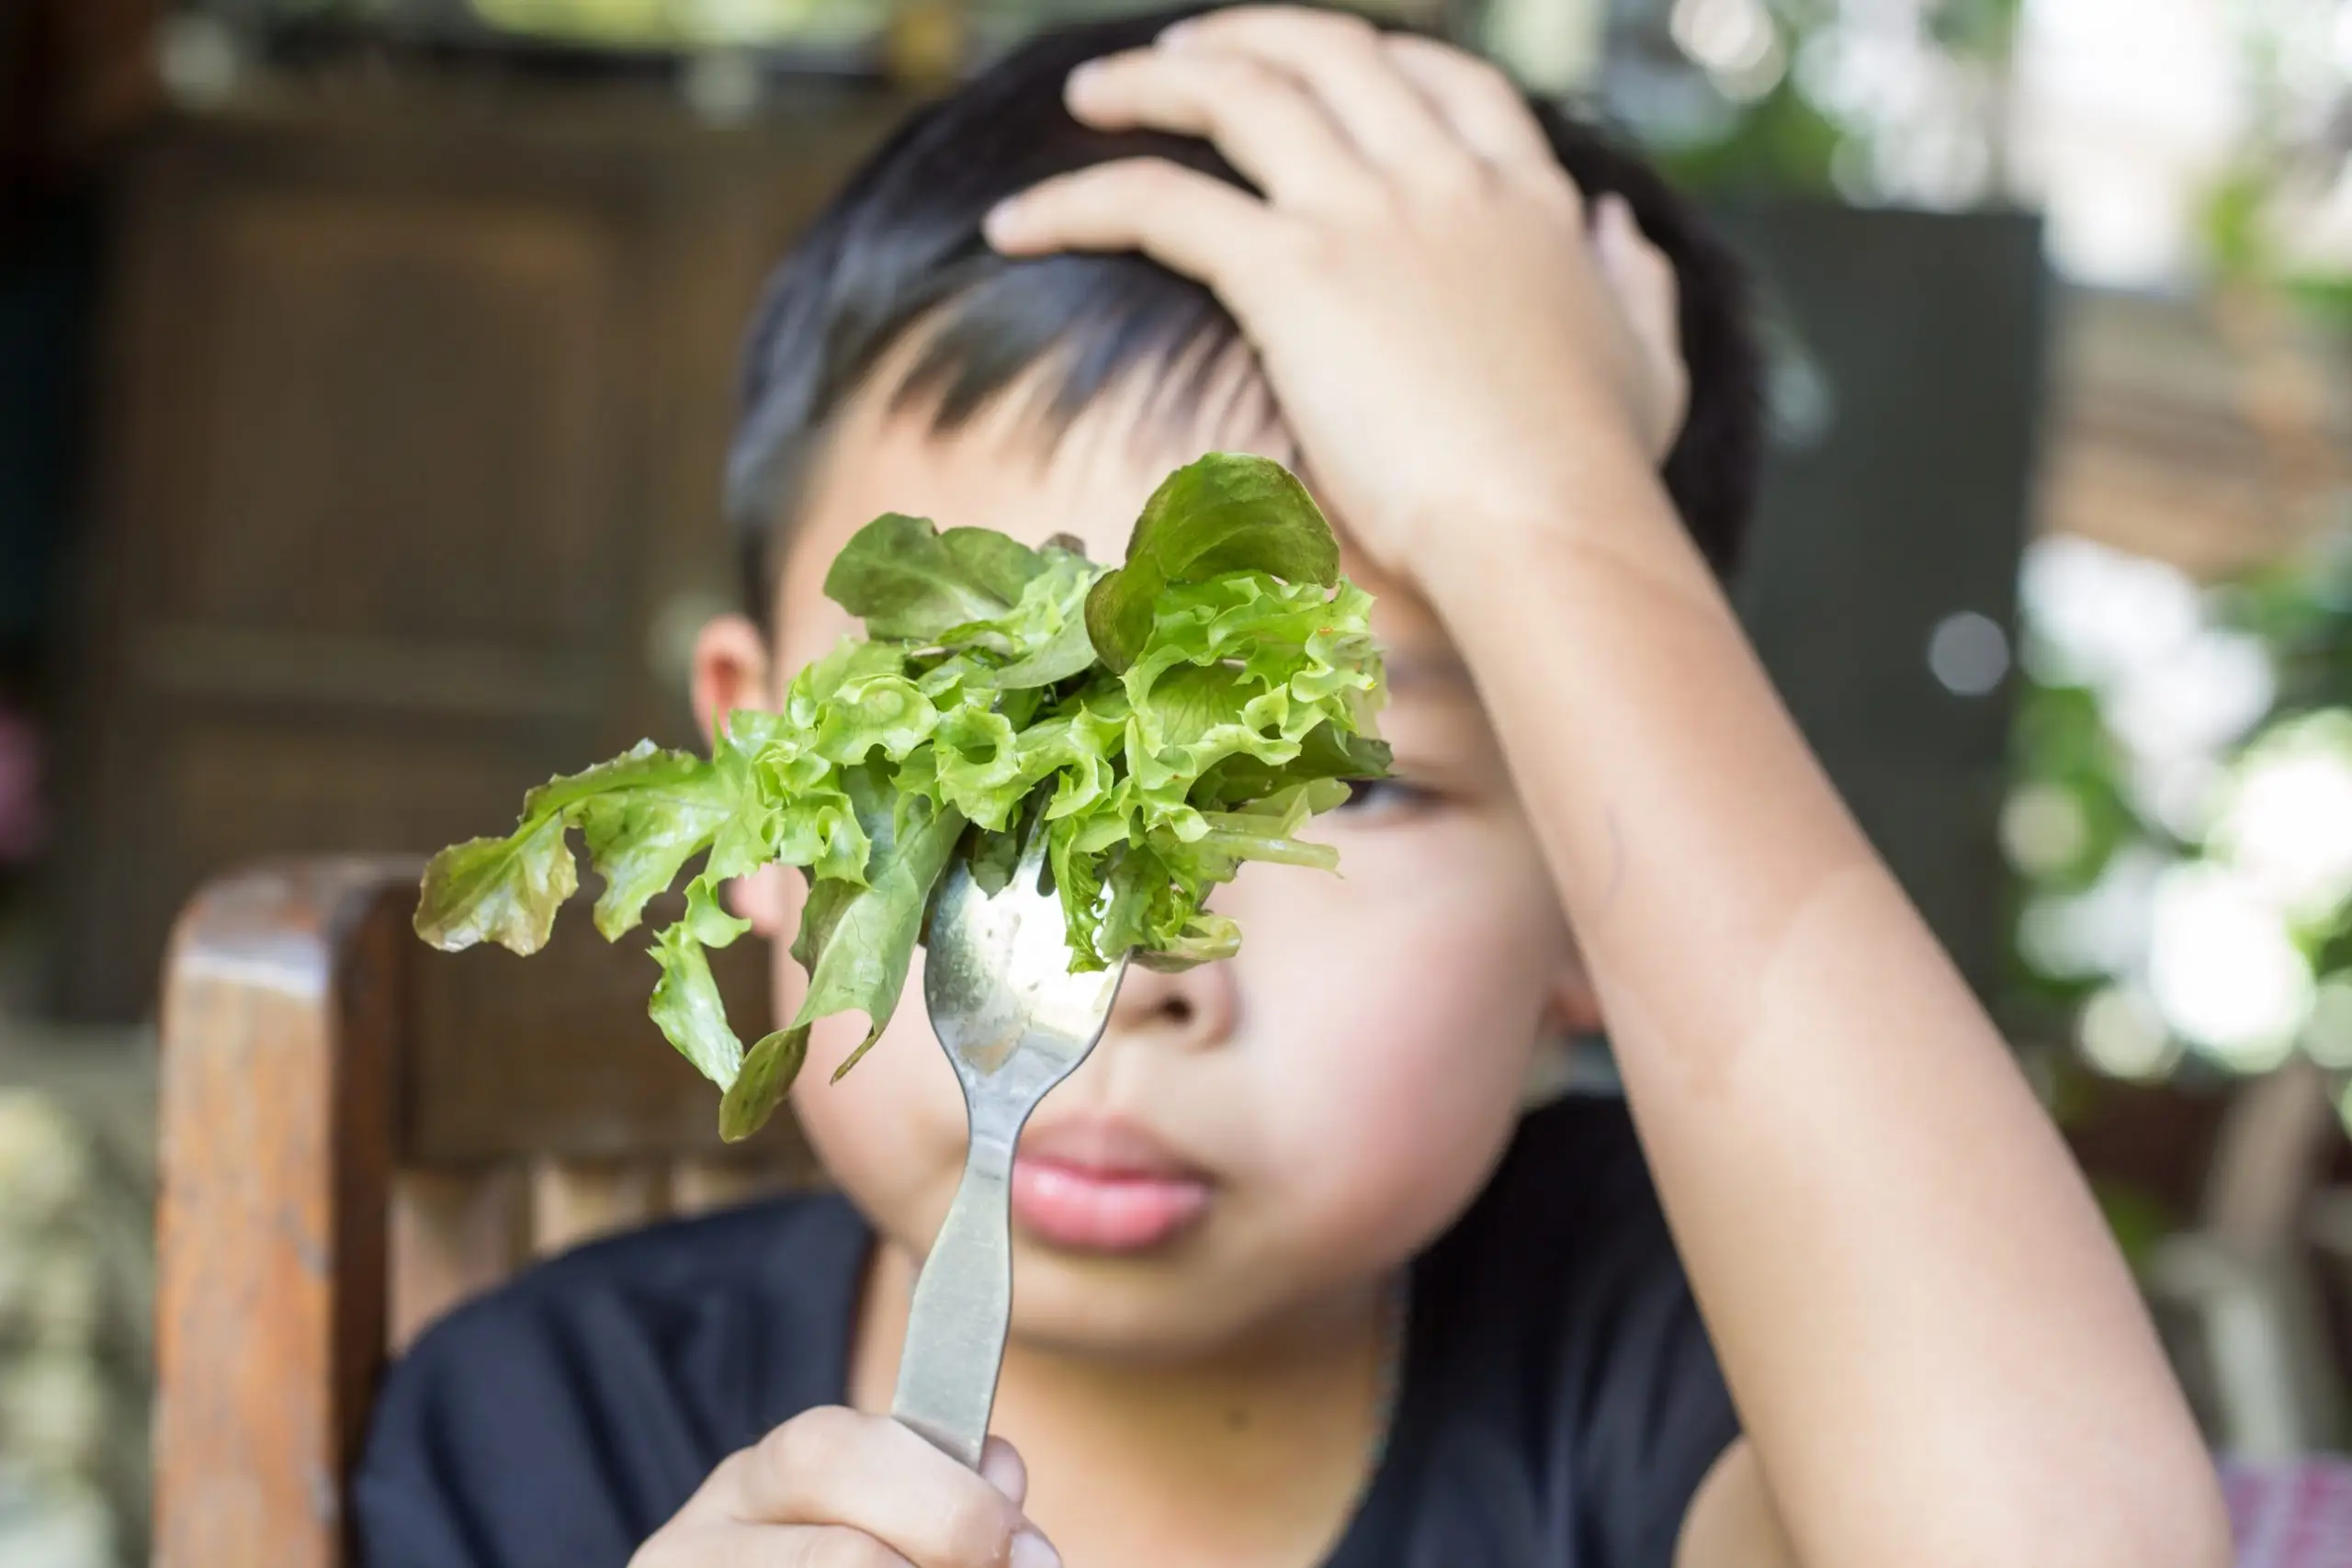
[1010,1529,1063,1568]
[1158,17,1200,47]
[978,1438,1027,1505]
[982,197,1026,247]
[1067,58,1103,93]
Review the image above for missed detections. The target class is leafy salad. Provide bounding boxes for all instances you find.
[413,454,1390,1139]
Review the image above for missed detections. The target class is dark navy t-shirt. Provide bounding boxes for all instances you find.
[353,1097,1739,1568]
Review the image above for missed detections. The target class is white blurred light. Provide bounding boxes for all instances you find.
[684,0,797,43]
[158,15,241,107]
[1793,22,1906,123]
[2016,537,2275,845]
[2001,783,2089,876]
[2016,847,2167,979]
[2017,536,2202,691]
[2102,628,2275,763]
[681,51,763,123]
[2015,897,2076,977]
[2307,975,2352,1070]
[2146,863,2314,1070]
[1719,32,1791,102]
[2273,162,2352,276]
[2256,0,2352,108]
[1671,0,1778,76]
[1483,0,1609,94]
[1928,610,2011,695]
[2127,752,2227,843]
[2076,984,2180,1080]
[2011,0,2244,285]
[0,1476,113,1568]
[1881,121,1996,211]
[1791,6,1938,125]
[2213,710,2352,920]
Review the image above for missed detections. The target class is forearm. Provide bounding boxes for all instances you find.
[1419,455,2227,1568]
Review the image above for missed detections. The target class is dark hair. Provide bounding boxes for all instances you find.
[726,5,1761,625]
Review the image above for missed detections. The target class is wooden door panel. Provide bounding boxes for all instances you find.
[94,719,576,1009]
[57,100,905,1020]
[176,192,627,649]
[163,722,565,863]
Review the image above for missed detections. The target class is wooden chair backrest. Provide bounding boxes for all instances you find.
[153,858,819,1568]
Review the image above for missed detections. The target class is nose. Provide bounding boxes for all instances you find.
[1102,953,1235,1053]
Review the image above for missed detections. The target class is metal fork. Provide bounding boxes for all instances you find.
[890,831,1129,1468]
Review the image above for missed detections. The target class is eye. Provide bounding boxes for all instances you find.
[1332,776,1437,818]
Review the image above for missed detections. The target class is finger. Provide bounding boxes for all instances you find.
[1159,7,1472,182]
[718,1408,1030,1568]
[1064,46,1373,206]
[1597,196,1685,378]
[783,1527,922,1568]
[986,158,1284,298]
[1381,34,1557,172]
[1594,196,1690,452]
[978,1438,1028,1509]
[633,1519,918,1568]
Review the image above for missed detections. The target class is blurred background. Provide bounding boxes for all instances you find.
[2,0,2350,1562]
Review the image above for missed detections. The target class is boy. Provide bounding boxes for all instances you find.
[354,8,2229,1567]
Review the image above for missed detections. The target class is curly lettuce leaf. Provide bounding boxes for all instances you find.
[579,772,741,942]
[414,741,714,955]
[719,771,965,1139]
[415,452,1386,1141]
[1084,453,1340,672]
[820,513,1047,640]
[1028,566,1385,972]
[803,782,965,1077]
[963,551,1104,689]
[646,875,755,1089]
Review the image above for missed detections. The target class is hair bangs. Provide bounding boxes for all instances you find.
[889,251,1247,441]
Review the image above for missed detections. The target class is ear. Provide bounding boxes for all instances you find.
[692,614,772,740]
[1540,934,1605,1039]
[1524,936,1606,1107]
[691,615,793,938]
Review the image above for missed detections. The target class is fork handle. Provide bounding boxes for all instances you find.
[891,1134,1015,1469]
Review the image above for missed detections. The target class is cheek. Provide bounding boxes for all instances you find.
[766,886,968,1256]
[1218,816,1568,1260]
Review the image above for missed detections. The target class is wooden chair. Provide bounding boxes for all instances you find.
[152,858,821,1568]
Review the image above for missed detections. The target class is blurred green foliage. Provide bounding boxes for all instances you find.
[1637,0,2020,199]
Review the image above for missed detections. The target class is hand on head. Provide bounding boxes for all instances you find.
[984,4,1690,575]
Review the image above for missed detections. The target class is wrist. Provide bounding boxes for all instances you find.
[1406,441,1689,626]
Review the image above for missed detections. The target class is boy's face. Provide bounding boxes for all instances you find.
[697,362,1597,1359]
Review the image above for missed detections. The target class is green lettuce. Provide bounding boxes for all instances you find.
[414,453,1389,1138]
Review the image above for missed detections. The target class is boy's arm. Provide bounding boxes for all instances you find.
[1679,1443,1797,1568]
[987,11,2231,1567]
[1419,430,2222,1568]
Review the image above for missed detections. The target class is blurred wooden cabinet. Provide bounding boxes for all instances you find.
[57,90,903,1018]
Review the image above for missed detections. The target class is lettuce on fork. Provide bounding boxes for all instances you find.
[413,454,1390,1139]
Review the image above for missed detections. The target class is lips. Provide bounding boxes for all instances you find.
[1010,1117,1213,1253]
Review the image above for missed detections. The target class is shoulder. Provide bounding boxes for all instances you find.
[1399,1097,1739,1568]
[496,1182,865,1320]
[386,1186,867,1420]
[353,1190,867,1568]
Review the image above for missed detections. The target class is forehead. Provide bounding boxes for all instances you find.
[773,361,1458,676]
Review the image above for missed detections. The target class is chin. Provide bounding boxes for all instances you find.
[1000,1233,1349,1361]
[1007,1276,1264,1361]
